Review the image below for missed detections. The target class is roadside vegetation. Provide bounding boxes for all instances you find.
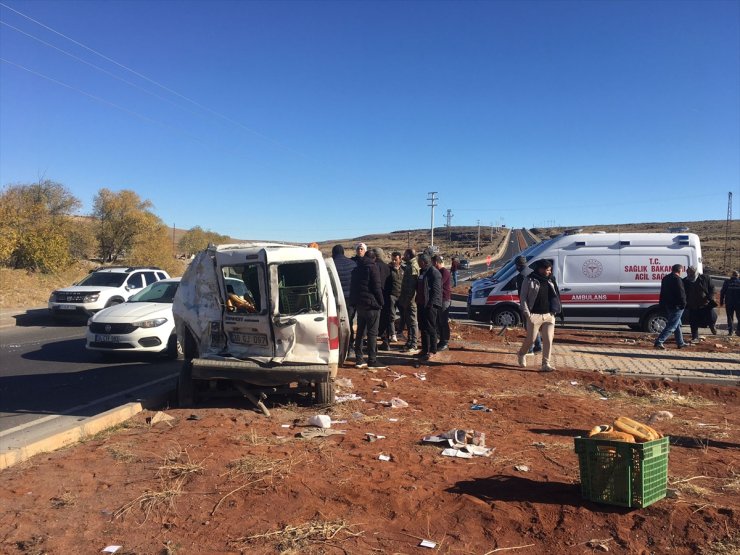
[0,178,736,309]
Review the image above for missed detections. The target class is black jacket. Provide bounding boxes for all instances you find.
[350,256,383,310]
[720,277,740,306]
[332,254,356,301]
[659,272,686,310]
[416,265,442,308]
[683,274,714,310]
[376,260,391,301]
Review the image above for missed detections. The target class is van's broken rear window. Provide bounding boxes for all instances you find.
[278,262,320,314]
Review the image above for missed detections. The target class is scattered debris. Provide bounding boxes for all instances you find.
[336,393,363,403]
[532,441,547,448]
[388,418,399,422]
[441,448,473,459]
[102,547,122,554]
[186,414,201,421]
[514,465,530,472]
[365,433,386,442]
[586,539,611,551]
[419,539,437,548]
[378,454,391,462]
[647,410,674,424]
[147,411,174,426]
[308,415,332,428]
[297,429,346,439]
[414,372,427,381]
[570,381,579,386]
[587,384,609,398]
[335,378,354,389]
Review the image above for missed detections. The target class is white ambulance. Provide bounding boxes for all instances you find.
[173,243,350,407]
[467,231,702,332]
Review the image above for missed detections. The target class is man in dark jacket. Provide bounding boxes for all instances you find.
[654,264,688,350]
[416,253,442,361]
[514,256,542,354]
[516,259,562,372]
[349,249,384,368]
[432,255,451,351]
[720,270,740,336]
[380,251,403,349]
[398,248,420,352]
[332,244,356,351]
[683,266,716,341]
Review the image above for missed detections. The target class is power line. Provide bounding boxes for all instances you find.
[0,19,212,122]
[0,2,304,156]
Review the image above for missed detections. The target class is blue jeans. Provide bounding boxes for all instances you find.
[655,307,685,346]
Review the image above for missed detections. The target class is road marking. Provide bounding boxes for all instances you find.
[0,373,177,438]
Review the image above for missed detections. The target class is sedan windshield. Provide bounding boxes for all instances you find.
[129,281,179,303]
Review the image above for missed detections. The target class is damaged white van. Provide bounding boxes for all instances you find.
[173,243,350,407]
[467,231,702,332]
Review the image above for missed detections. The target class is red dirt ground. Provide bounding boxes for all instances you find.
[1,323,739,555]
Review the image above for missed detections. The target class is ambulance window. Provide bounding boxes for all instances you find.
[222,264,263,313]
[503,276,519,292]
[277,261,320,315]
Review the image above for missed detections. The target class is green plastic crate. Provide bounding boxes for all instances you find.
[574,436,669,508]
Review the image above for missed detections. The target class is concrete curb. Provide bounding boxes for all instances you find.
[0,388,174,470]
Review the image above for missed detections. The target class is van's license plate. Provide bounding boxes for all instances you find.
[95,334,120,343]
[229,332,268,346]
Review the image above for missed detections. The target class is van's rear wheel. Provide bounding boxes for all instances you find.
[643,310,668,333]
[492,306,521,327]
[315,380,335,405]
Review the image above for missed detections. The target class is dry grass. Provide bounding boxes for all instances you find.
[228,519,364,554]
[114,444,205,523]
[613,389,717,408]
[0,263,92,308]
[224,453,295,483]
[50,492,76,509]
[700,535,740,555]
[107,443,138,462]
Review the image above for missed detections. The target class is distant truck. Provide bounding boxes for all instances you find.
[467,231,702,332]
[173,243,350,407]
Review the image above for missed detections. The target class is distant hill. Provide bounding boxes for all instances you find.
[176,219,737,274]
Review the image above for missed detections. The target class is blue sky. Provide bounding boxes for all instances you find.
[1,0,738,242]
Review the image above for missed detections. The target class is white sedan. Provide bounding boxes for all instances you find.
[86,278,181,359]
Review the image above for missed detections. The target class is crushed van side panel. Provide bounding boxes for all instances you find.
[173,250,223,354]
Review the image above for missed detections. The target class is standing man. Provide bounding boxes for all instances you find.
[517,259,562,372]
[514,256,542,354]
[683,266,717,341]
[349,249,384,369]
[332,244,357,354]
[380,251,403,348]
[416,253,442,361]
[398,248,420,353]
[432,255,451,351]
[720,270,740,336]
[654,264,688,350]
[450,256,460,288]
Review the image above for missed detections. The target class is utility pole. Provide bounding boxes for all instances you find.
[172,223,176,256]
[725,191,733,270]
[477,219,481,253]
[490,222,493,242]
[427,192,438,248]
[445,208,454,243]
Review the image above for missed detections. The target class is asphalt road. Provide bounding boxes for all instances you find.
[0,312,179,435]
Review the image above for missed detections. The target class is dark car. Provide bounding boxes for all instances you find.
[459,259,470,269]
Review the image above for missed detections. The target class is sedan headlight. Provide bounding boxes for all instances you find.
[473,287,493,299]
[49,291,57,302]
[133,317,168,328]
[83,293,100,303]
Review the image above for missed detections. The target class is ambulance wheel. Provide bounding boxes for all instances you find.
[315,380,335,405]
[492,306,521,327]
[643,310,667,334]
